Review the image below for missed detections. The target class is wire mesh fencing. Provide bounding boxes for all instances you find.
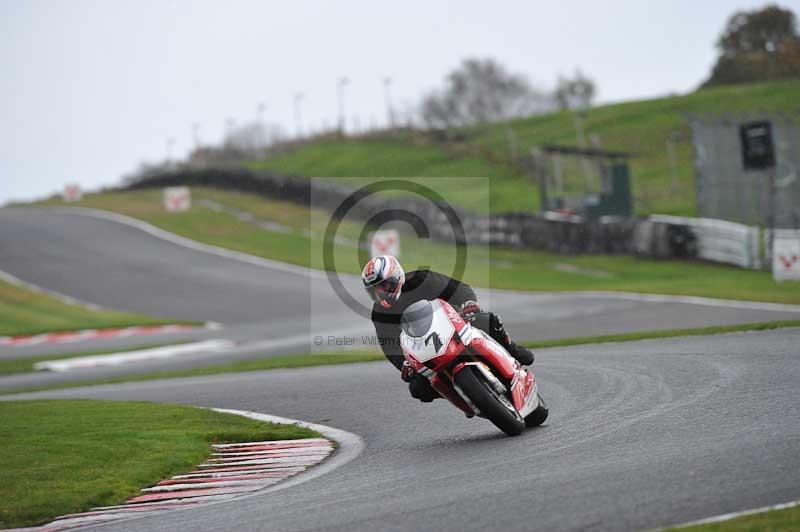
[689,112,800,230]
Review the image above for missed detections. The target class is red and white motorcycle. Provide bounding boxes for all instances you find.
[400,299,548,436]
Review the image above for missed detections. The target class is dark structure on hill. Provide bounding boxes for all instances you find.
[125,167,638,256]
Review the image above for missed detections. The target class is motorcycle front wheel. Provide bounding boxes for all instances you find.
[524,392,549,427]
[454,365,524,436]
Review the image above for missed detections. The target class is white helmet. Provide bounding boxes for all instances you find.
[361,255,405,308]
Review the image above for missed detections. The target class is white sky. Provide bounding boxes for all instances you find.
[2,0,796,204]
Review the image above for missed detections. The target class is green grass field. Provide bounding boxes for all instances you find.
[0,400,318,529]
[0,278,195,337]
[524,320,800,349]
[250,142,531,214]
[251,80,800,216]
[39,187,800,304]
[0,351,386,396]
[670,504,800,531]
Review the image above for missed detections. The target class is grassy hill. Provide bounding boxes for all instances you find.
[250,80,800,216]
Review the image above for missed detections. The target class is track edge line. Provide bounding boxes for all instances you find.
[660,499,800,530]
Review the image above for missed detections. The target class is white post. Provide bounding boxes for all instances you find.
[338,77,349,135]
[293,92,304,138]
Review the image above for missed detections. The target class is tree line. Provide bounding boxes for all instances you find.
[703,3,800,88]
[179,3,799,164]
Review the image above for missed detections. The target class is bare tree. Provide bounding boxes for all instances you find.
[223,122,286,157]
[420,58,555,129]
[554,70,597,182]
[554,70,596,111]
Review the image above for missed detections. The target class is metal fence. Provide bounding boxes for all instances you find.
[689,112,800,229]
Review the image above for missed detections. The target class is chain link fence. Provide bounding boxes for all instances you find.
[689,112,800,229]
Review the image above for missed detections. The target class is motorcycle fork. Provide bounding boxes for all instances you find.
[430,370,474,417]
[450,351,521,416]
[445,355,506,417]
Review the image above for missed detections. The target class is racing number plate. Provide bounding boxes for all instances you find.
[401,305,456,363]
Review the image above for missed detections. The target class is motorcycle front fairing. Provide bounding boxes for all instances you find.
[401,299,539,418]
[401,299,474,415]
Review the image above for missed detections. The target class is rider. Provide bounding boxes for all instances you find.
[362,255,535,402]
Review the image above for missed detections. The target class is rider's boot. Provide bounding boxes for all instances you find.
[489,313,535,366]
[506,342,535,366]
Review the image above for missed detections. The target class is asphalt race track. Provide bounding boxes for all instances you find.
[2,207,800,531]
[2,208,800,391]
[9,329,800,531]
[2,208,799,349]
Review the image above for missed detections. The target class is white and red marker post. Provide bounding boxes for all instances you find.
[164,186,191,212]
[773,230,800,282]
[63,183,82,202]
[369,229,400,258]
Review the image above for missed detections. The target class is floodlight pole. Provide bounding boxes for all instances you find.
[338,77,349,136]
[191,123,200,148]
[573,108,593,189]
[383,77,394,128]
[666,131,679,197]
[767,165,777,269]
[165,137,176,164]
[294,92,304,138]
[257,102,267,124]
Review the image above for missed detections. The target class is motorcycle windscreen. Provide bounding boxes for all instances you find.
[400,300,434,337]
[400,301,456,363]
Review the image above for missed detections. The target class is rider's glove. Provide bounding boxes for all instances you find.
[400,360,414,382]
[459,300,481,320]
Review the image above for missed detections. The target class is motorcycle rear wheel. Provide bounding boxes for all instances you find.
[454,366,524,436]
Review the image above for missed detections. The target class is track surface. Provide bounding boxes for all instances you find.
[2,208,798,338]
[3,207,800,392]
[1,207,800,530]
[9,328,800,532]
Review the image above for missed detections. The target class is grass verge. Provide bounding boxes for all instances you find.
[0,278,197,337]
[1,351,386,395]
[3,321,798,396]
[521,320,800,349]
[36,187,800,304]
[0,343,182,377]
[0,399,318,529]
[669,504,800,531]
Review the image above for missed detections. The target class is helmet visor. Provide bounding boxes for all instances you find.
[366,277,400,303]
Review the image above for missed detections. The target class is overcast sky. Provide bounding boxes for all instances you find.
[2,0,796,204]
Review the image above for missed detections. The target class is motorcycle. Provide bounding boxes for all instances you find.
[400,298,548,436]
